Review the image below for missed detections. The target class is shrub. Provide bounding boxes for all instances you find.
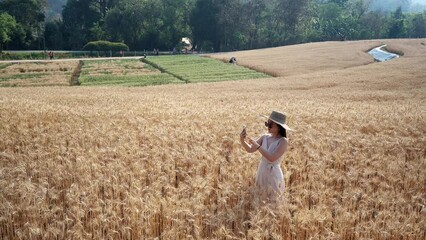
[83,41,129,53]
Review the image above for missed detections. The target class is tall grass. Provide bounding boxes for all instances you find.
[1,80,424,239]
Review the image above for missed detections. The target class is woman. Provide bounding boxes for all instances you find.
[240,111,292,200]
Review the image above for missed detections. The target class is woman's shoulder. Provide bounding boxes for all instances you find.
[274,136,287,144]
[280,137,288,146]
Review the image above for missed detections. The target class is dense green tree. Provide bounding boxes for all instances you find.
[329,0,350,7]
[314,2,347,40]
[240,0,268,49]
[97,0,120,18]
[62,0,120,50]
[0,12,17,51]
[145,0,194,50]
[271,0,309,44]
[104,0,193,51]
[191,0,309,51]
[344,0,371,39]
[62,0,101,49]
[89,22,108,41]
[44,19,63,50]
[408,12,426,37]
[62,0,107,50]
[0,0,47,49]
[190,0,220,51]
[360,11,389,39]
[388,6,407,38]
[347,0,371,19]
[215,0,244,51]
[0,0,46,28]
[310,0,375,41]
[3,0,424,52]
[104,0,145,49]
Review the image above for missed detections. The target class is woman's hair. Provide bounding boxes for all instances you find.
[277,125,287,138]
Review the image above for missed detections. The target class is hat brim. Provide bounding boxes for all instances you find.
[261,115,293,131]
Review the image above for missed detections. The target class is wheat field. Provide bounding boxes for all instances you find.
[0,39,425,239]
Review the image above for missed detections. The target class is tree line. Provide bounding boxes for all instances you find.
[1,0,425,52]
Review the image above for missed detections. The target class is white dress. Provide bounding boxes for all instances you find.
[255,135,285,196]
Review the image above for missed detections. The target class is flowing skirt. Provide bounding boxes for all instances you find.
[255,159,285,199]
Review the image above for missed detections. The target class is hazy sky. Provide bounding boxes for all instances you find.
[371,0,426,12]
[413,0,426,4]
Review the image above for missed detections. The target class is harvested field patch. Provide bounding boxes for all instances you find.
[79,59,182,86]
[0,61,78,87]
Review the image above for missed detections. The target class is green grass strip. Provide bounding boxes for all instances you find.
[143,55,271,83]
[140,58,187,83]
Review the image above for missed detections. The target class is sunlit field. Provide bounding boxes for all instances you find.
[0,39,425,239]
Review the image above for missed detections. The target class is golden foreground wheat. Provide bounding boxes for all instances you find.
[0,39,425,239]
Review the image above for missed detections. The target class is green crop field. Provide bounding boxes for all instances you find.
[0,55,270,87]
[142,55,270,83]
[78,55,270,86]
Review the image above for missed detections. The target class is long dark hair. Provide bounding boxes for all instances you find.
[277,125,287,138]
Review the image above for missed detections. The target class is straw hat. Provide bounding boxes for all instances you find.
[262,111,292,131]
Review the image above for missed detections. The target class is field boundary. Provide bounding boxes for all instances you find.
[206,56,278,77]
[0,63,13,70]
[70,60,83,86]
[140,58,188,83]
